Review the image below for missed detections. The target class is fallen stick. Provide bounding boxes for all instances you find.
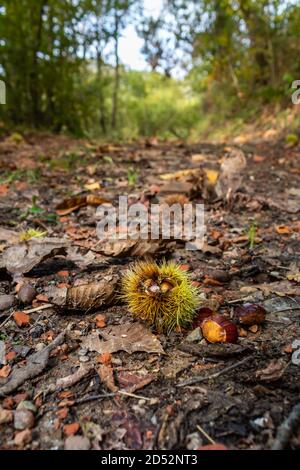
[271,403,300,450]
[24,304,54,314]
[197,424,216,445]
[0,330,66,396]
[177,355,254,387]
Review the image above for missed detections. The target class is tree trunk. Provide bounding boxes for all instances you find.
[30,1,47,127]
[111,9,120,130]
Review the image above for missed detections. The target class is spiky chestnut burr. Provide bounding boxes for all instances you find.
[121,260,200,333]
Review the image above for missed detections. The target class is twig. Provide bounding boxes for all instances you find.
[118,390,154,402]
[177,355,254,387]
[39,389,154,417]
[24,304,54,314]
[71,392,116,406]
[0,312,14,329]
[226,297,253,304]
[271,403,300,450]
[197,424,216,445]
[0,330,66,396]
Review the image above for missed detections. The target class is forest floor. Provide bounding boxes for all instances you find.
[0,133,299,450]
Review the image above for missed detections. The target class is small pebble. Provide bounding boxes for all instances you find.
[186,432,203,450]
[16,401,37,414]
[79,355,90,363]
[185,327,202,343]
[78,348,88,356]
[18,285,36,305]
[14,429,32,447]
[0,407,13,424]
[14,345,31,358]
[35,342,46,352]
[64,436,91,450]
[14,409,35,430]
[30,325,45,338]
[209,270,231,283]
[0,294,15,311]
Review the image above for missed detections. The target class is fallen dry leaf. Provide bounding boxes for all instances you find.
[0,238,69,276]
[56,195,111,216]
[96,238,171,258]
[198,444,228,451]
[56,364,93,390]
[13,311,30,327]
[96,352,112,364]
[275,225,292,235]
[84,182,101,191]
[215,147,246,200]
[0,331,65,396]
[117,371,155,393]
[47,275,118,311]
[82,322,165,355]
[0,365,11,378]
[97,364,118,392]
[255,359,287,382]
[0,184,9,196]
[64,422,80,436]
[0,227,19,245]
[95,314,106,328]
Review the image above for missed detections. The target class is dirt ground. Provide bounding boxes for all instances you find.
[0,133,299,450]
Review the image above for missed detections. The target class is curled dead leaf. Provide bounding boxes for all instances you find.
[56,195,111,216]
[255,359,287,382]
[46,275,119,312]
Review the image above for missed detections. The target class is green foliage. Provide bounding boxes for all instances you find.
[0,0,299,139]
[247,222,257,250]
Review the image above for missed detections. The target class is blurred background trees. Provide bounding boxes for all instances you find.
[0,0,299,139]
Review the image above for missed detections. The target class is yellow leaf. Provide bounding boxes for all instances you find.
[204,169,219,185]
[160,168,199,180]
[84,182,101,191]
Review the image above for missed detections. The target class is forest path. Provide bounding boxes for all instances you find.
[0,134,299,450]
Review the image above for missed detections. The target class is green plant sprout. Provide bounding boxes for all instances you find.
[247,222,257,250]
[127,167,139,186]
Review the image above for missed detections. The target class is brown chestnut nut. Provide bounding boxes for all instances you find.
[193,307,214,328]
[201,315,238,344]
[234,303,266,326]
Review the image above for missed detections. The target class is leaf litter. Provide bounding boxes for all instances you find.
[0,135,300,450]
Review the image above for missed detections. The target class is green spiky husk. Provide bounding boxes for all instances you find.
[122,260,200,333]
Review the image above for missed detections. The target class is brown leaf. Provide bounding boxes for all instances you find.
[198,444,228,451]
[95,314,106,328]
[97,238,170,258]
[255,359,287,382]
[0,238,69,276]
[97,364,118,392]
[0,184,9,196]
[96,353,112,365]
[117,371,155,393]
[0,331,65,396]
[56,195,111,216]
[275,225,292,235]
[56,365,93,390]
[82,322,165,355]
[64,422,80,436]
[0,227,19,245]
[13,311,30,327]
[215,147,246,199]
[47,275,118,311]
[0,365,11,378]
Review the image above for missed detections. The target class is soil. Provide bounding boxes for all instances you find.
[0,133,299,450]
